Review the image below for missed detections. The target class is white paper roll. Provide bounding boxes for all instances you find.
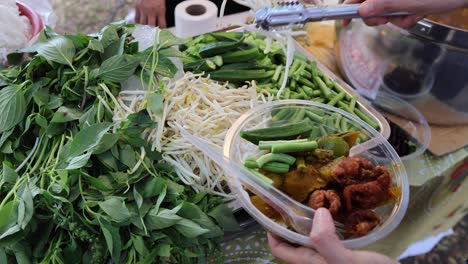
[175,0,218,37]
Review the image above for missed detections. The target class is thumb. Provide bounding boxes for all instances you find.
[310,208,352,263]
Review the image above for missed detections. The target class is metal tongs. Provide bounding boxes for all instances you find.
[255,2,411,30]
[180,128,345,236]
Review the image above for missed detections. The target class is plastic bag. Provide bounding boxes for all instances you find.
[18,0,57,27]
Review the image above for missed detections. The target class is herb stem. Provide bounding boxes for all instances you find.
[30,137,50,174]
[0,176,27,208]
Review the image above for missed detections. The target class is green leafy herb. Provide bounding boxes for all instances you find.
[0,85,26,133]
[0,23,237,264]
[36,36,76,70]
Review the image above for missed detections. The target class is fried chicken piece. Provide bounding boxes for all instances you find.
[307,190,342,218]
[346,210,381,237]
[343,166,393,211]
[331,157,376,185]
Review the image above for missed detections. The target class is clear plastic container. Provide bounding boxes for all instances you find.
[370,92,431,161]
[223,100,410,249]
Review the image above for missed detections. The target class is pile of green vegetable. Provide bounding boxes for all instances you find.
[0,23,239,264]
[181,31,379,130]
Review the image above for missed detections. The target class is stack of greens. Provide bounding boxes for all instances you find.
[181,31,379,130]
[0,23,238,264]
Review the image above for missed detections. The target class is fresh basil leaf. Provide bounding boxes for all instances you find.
[92,134,119,154]
[0,140,13,154]
[36,36,76,69]
[140,176,166,198]
[109,172,128,185]
[144,146,162,161]
[97,151,119,171]
[0,248,6,264]
[166,180,184,201]
[65,34,93,50]
[0,85,26,133]
[158,47,184,58]
[154,243,171,257]
[46,95,64,110]
[45,122,66,137]
[119,144,136,169]
[208,204,241,232]
[99,218,122,263]
[131,235,149,256]
[147,92,163,117]
[133,186,143,209]
[98,196,131,223]
[154,185,166,215]
[178,202,223,238]
[128,203,146,230]
[154,56,178,77]
[51,106,83,123]
[102,33,126,61]
[63,152,91,170]
[25,79,49,104]
[0,129,14,150]
[97,55,140,83]
[0,200,19,239]
[32,88,49,107]
[84,174,115,192]
[1,162,18,190]
[34,115,48,130]
[158,29,187,48]
[88,39,104,53]
[98,24,120,48]
[145,204,182,230]
[174,219,210,238]
[17,184,34,229]
[65,122,112,159]
[10,241,30,264]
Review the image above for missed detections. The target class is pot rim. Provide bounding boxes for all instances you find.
[407,18,468,50]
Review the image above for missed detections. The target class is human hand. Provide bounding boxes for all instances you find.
[268,208,399,264]
[343,0,468,28]
[134,0,167,28]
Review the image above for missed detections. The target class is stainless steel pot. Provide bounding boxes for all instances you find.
[335,17,468,125]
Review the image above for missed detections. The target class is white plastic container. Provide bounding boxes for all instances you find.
[223,100,410,249]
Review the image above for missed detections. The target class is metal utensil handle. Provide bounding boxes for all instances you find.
[318,4,411,20]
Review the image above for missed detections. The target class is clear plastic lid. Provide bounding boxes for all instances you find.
[223,100,410,249]
[370,92,431,161]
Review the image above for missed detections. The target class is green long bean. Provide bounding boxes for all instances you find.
[354,108,379,129]
[259,139,308,150]
[305,110,324,122]
[328,91,346,107]
[314,76,331,99]
[261,162,290,173]
[256,153,297,167]
[271,141,318,153]
[248,169,274,185]
[244,157,259,169]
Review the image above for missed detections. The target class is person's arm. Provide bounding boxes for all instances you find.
[344,0,468,28]
[268,208,399,264]
[134,0,167,28]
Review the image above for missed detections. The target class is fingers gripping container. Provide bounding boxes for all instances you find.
[223,100,409,249]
